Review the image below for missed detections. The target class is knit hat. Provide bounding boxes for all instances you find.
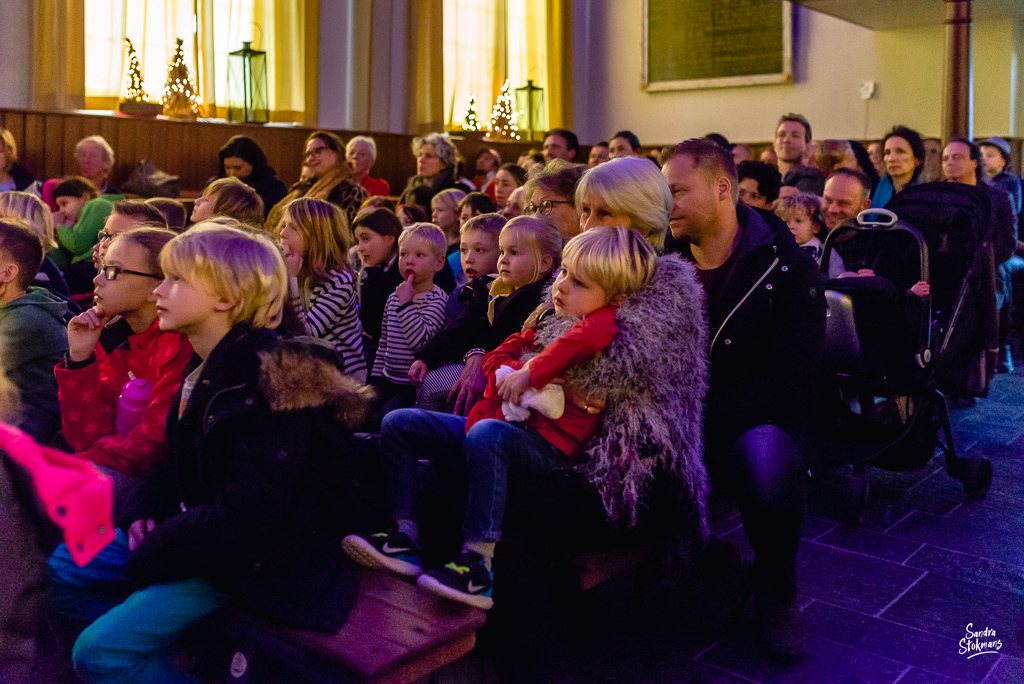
[982,136,1011,162]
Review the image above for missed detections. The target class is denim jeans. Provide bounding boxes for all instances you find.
[49,531,225,684]
[380,409,570,543]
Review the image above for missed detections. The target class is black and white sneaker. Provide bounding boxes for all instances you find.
[342,531,422,577]
[417,551,493,610]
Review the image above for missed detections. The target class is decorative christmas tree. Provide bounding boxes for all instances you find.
[121,38,148,102]
[487,79,521,140]
[161,38,202,120]
[463,92,481,131]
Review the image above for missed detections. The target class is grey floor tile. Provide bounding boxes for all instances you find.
[800,517,837,542]
[885,512,1024,566]
[815,526,924,564]
[699,633,907,684]
[879,574,1022,659]
[983,654,1024,684]
[896,667,968,684]
[802,601,992,682]
[903,545,1024,595]
[796,541,925,615]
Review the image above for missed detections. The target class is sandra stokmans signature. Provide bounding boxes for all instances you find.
[959,623,1002,658]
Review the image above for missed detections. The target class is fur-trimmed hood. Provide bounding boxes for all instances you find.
[258,339,374,430]
[533,254,711,533]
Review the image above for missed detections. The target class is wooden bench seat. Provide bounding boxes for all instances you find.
[213,568,487,684]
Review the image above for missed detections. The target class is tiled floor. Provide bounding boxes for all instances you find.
[31,371,1024,683]
[464,369,1024,684]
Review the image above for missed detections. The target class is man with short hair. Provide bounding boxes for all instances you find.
[608,131,642,159]
[944,138,1020,371]
[662,138,825,661]
[772,114,824,195]
[542,128,578,162]
[821,168,872,231]
[588,142,610,167]
[732,144,752,165]
[737,161,781,210]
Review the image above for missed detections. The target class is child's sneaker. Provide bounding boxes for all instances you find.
[417,551,493,610]
[342,531,422,577]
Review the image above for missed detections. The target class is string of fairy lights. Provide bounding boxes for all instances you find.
[120,36,202,119]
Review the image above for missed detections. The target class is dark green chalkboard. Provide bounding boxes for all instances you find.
[643,0,792,91]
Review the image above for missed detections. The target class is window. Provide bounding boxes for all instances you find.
[442,0,549,134]
[83,0,304,122]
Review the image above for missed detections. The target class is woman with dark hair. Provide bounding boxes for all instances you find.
[871,126,926,208]
[267,131,368,230]
[399,133,470,211]
[215,135,287,219]
[847,140,880,195]
[492,163,527,209]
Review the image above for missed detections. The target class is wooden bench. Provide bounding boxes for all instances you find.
[212,568,487,684]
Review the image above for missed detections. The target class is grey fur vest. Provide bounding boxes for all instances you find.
[532,254,710,534]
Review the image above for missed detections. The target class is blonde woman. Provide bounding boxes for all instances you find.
[278,197,366,381]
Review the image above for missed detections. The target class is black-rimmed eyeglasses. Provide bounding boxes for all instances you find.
[100,264,161,281]
[524,199,573,216]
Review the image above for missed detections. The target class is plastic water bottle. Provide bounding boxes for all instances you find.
[115,376,152,435]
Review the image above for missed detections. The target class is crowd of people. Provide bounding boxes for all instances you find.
[0,113,1020,683]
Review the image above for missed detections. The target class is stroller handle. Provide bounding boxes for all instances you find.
[855,208,898,228]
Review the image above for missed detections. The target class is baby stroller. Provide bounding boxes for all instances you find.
[817,185,994,525]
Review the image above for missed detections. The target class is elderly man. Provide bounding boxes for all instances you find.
[662,138,825,661]
[346,136,390,197]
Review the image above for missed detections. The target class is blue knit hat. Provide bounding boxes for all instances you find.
[982,136,1011,162]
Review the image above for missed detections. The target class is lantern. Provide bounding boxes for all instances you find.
[227,42,269,124]
[515,80,545,142]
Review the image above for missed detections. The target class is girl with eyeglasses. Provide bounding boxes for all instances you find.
[55,228,193,506]
[266,131,368,233]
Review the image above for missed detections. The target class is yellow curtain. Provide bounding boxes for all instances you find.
[251,0,315,123]
[412,0,445,134]
[544,0,572,130]
[34,0,87,111]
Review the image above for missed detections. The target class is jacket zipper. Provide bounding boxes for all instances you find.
[180,382,248,513]
[710,256,780,351]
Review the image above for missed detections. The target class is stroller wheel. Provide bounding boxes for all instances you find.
[844,475,869,527]
[963,456,992,500]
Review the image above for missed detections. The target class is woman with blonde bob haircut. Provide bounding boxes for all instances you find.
[575,156,672,252]
[278,197,366,380]
[161,220,287,330]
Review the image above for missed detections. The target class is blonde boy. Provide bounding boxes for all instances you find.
[368,223,449,422]
[54,221,364,682]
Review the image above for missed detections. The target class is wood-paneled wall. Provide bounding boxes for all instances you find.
[0,109,556,196]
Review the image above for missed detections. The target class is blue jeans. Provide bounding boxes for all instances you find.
[49,531,225,684]
[380,409,570,543]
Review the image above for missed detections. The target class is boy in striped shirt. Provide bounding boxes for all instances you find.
[368,223,448,426]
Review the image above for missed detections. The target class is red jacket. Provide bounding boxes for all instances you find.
[55,319,193,476]
[467,305,617,458]
[359,175,391,197]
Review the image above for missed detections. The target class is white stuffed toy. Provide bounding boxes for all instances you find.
[494,364,565,422]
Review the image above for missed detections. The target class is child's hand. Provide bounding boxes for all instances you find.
[67,305,113,363]
[396,273,416,305]
[408,359,429,384]
[496,366,532,405]
[281,244,303,279]
[910,281,930,297]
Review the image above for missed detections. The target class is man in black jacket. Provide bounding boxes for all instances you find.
[662,138,826,661]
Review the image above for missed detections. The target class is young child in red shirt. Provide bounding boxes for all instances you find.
[344,226,657,610]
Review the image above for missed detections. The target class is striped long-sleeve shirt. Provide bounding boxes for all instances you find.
[292,268,367,382]
[371,285,448,384]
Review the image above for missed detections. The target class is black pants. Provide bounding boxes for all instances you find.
[706,425,806,602]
